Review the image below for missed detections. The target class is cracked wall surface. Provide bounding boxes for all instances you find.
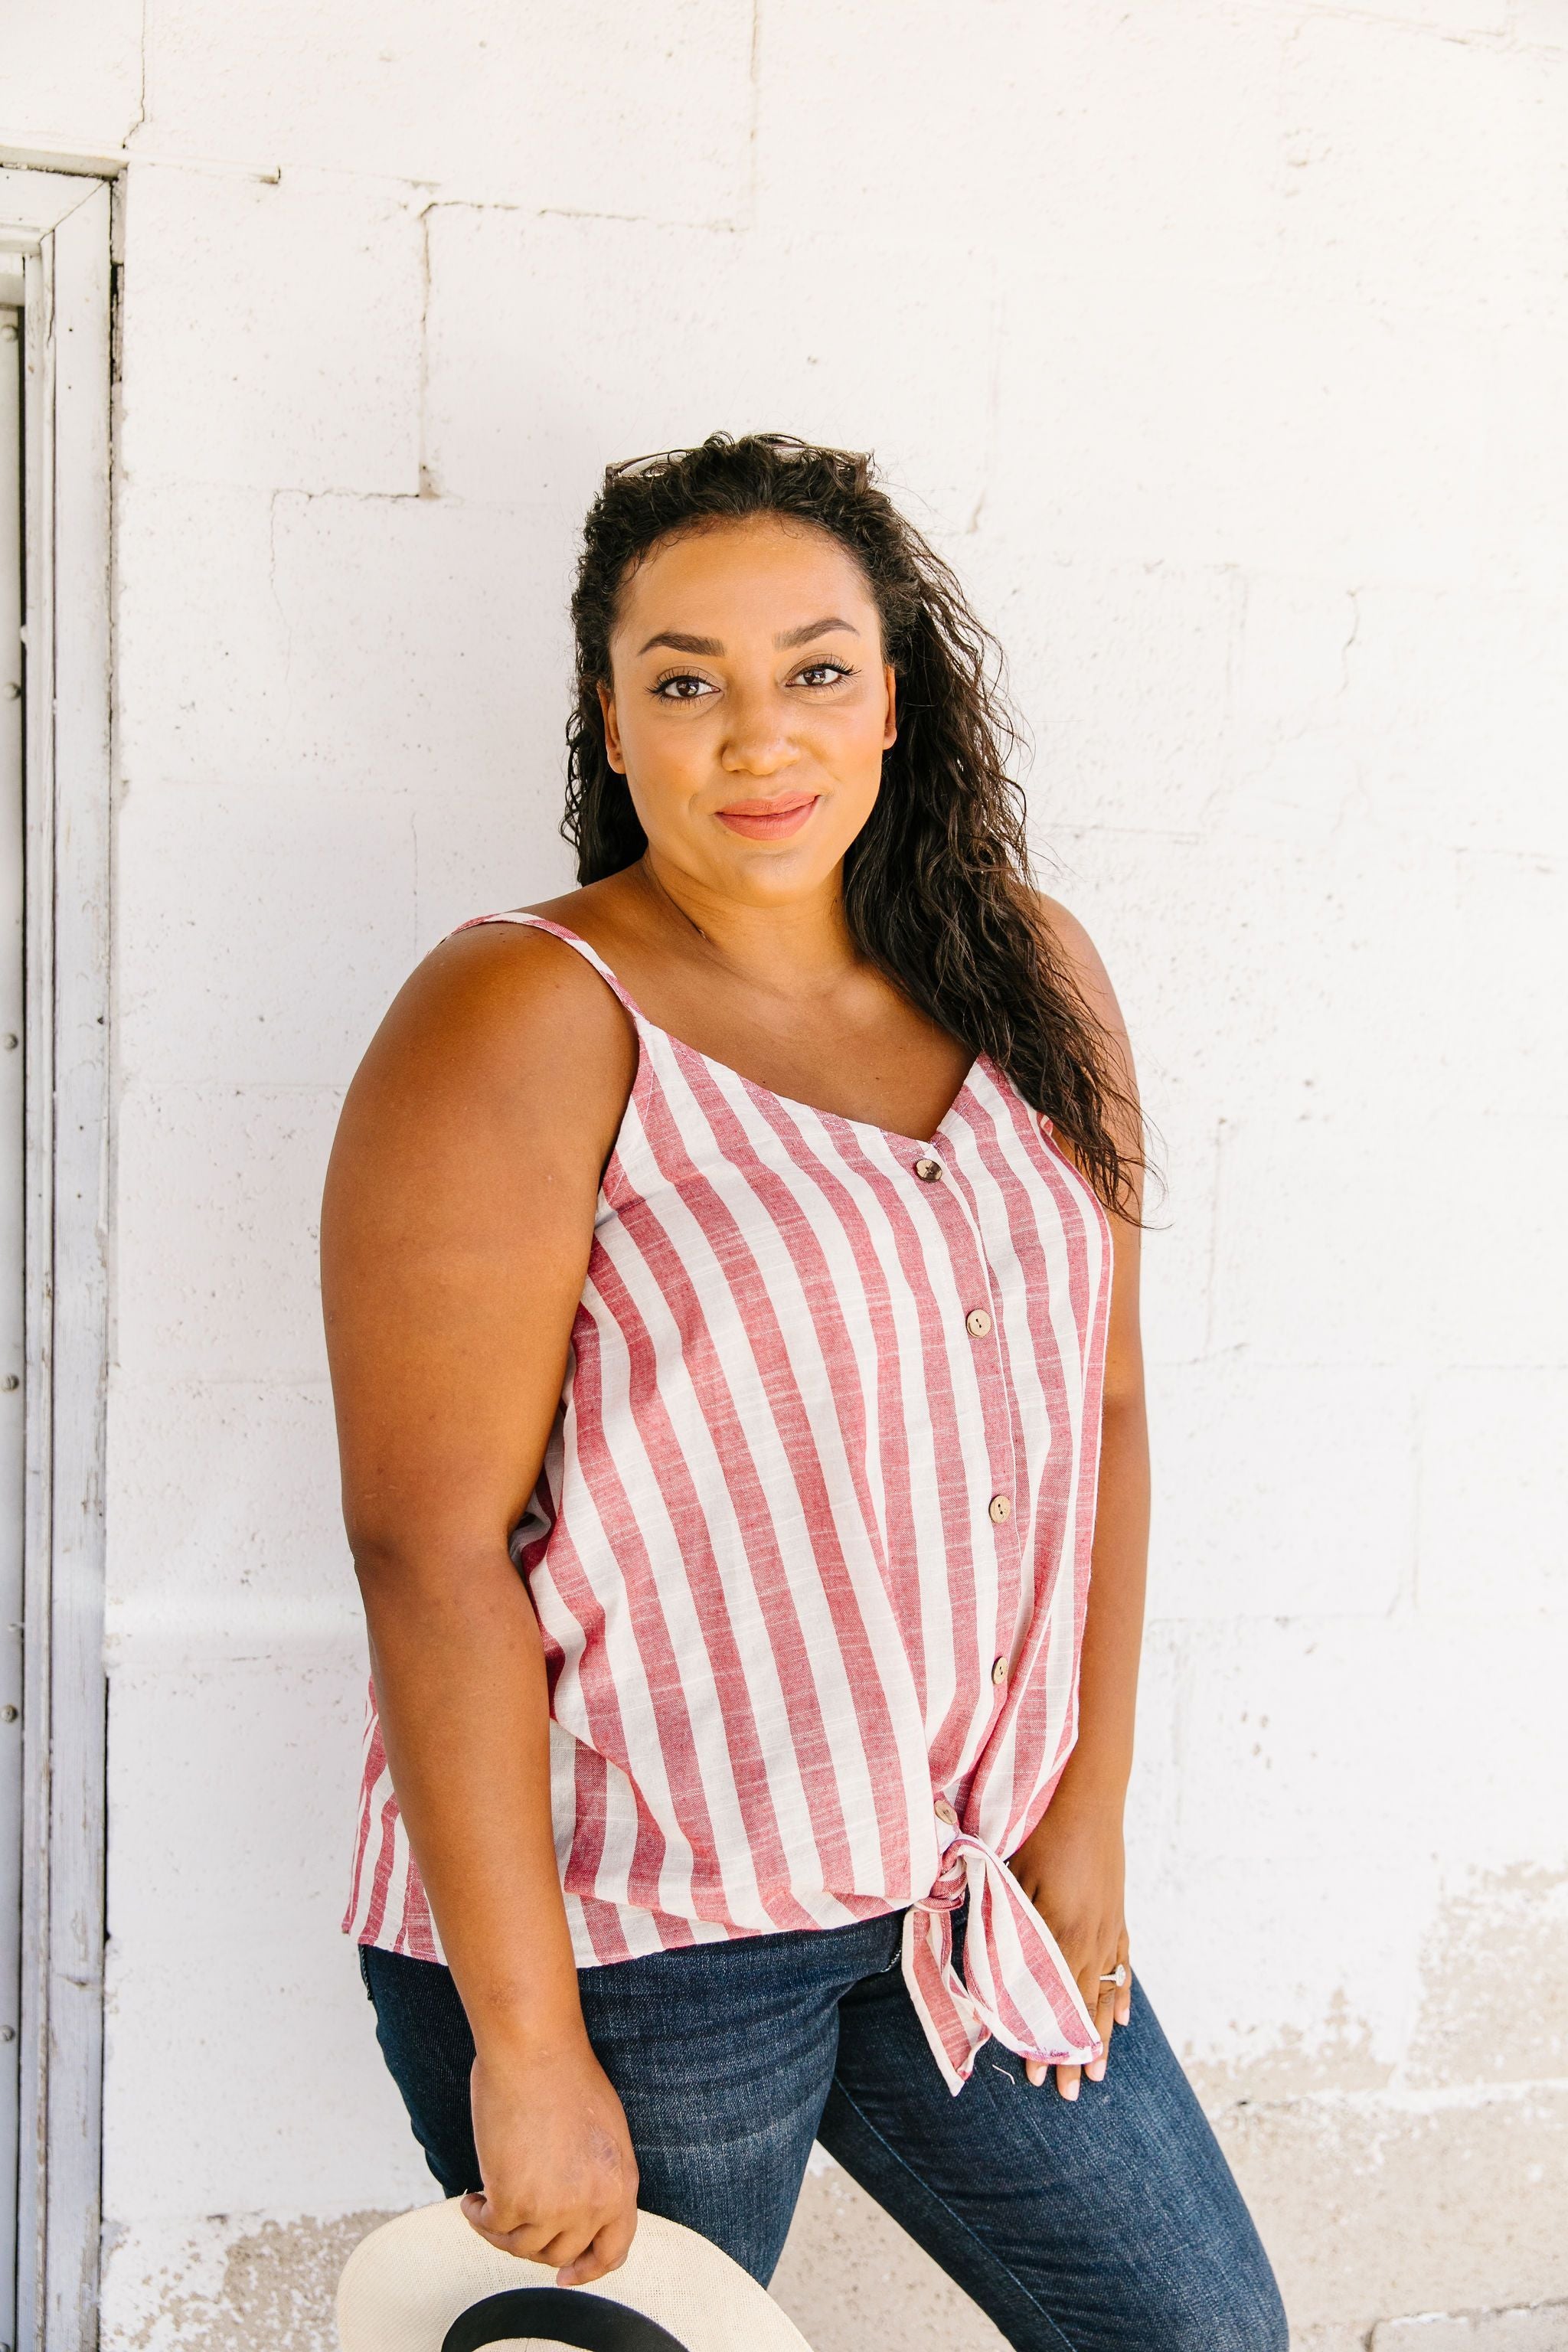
[6,0,1568,2344]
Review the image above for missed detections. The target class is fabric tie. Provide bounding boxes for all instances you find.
[900,1824,1102,2095]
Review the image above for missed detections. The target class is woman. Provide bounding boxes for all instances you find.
[322,433,1287,2350]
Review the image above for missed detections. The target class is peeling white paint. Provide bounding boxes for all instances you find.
[1374,2306,1568,2350]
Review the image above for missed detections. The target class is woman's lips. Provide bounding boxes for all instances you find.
[714,793,820,840]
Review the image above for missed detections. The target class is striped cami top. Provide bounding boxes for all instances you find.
[346,910,1114,2091]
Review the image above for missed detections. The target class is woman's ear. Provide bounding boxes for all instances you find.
[883,663,898,750]
[597,680,626,774]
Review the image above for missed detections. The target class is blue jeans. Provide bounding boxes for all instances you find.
[360,1910,1287,2351]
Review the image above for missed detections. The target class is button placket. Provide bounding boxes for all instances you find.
[906,1138,1024,1712]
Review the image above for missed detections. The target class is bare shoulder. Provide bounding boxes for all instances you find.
[336,909,636,1158]
[1034,892,1129,1050]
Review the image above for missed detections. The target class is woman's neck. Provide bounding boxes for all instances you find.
[632,851,862,1008]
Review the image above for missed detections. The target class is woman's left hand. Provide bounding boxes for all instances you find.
[1008,1792,1132,2100]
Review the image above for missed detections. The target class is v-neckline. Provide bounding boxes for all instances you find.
[519,910,984,1152]
[654,1018,985,1154]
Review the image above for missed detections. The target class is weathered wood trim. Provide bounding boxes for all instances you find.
[4,168,113,2352]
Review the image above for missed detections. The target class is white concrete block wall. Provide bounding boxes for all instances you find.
[6,4,1566,2344]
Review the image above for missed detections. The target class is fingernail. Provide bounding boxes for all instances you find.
[1060,2076,1079,2102]
[1087,2060,1106,2082]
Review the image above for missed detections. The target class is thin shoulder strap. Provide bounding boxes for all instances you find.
[455,910,646,1023]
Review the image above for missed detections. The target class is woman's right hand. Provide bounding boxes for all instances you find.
[463,2033,639,2285]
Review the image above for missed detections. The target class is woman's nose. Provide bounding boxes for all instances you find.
[718,691,796,776]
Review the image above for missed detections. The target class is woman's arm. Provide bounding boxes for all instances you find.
[1008,896,1150,2100]
[321,923,639,2281]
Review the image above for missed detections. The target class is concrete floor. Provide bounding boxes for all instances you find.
[770,2160,1009,2351]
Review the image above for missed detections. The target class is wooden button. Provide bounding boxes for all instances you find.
[988,1494,1011,1524]
[913,1157,943,1183]
[933,1797,959,1828]
[991,1657,1008,1687]
[965,1309,992,1338]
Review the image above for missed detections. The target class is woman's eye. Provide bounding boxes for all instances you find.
[653,673,716,701]
[795,662,853,688]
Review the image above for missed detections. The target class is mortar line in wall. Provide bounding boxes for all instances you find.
[106,1371,337,1390]
[536,205,745,233]
[1049,823,1209,846]
[1401,1369,1430,1621]
[266,491,293,695]
[269,482,428,508]
[134,0,149,142]
[1212,2071,1568,2118]
[1191,568,1248,837]
[1237,0,1511,49]
[1201,1116,1227,1358]
[1140,1603,1563,1632]
[112,1374,340,1390]
[416,196,435,498]
[133,145,750,219]
[746,0,763,234]
[113,139,283,182]
[1337,588,1362,697]
[964,285,1003,537]
[129,1074,345,1094]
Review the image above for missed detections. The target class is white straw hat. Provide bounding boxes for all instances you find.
[337,2197,815,2351]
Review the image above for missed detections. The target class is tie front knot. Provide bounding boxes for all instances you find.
[923,1844,969,1910]
[900,1819,1103,2093]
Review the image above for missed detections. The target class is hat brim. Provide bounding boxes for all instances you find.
[337,2198,814,2352]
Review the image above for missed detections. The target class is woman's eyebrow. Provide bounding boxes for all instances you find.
[776,616,860,648]
[637,629,724,656]
[635,617,860,657]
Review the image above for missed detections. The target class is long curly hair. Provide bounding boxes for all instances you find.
[563,432,1142,1217]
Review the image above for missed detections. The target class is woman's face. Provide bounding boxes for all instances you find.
[599,514,897,906]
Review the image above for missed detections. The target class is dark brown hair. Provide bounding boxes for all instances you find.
[564,432,1142,1216]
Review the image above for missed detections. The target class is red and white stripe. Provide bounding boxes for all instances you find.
[346,912,1113,2090]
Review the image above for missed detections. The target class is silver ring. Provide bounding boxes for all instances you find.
[1099,1965,1128,1988]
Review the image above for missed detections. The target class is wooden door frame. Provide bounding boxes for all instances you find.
[0,165,113,2352]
